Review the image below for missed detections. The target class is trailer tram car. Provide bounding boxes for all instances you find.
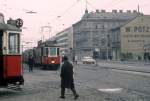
[33,40,61,70]
[0,15,24,87]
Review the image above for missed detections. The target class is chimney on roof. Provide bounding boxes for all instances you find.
[96,9,99,13]
[119,10,123,13]
[127,10,131,13]
[101,10,106,13]
[112,10,117,13]
[133,10,137,13]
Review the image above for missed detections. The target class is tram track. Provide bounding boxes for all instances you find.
[78,64,150,100]
[81,63,150,76]
[77,77,150,101]
[101,66,150,77]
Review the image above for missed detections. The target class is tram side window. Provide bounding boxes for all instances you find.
[57,48,59,55]
[9,33,20,54]
[45,48,49,56]
[43,48,49,56]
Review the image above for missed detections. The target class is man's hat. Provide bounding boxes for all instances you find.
[63,56,68,61]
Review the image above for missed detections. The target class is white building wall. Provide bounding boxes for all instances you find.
[55,27,73,57]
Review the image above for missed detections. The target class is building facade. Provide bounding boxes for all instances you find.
[54,27,73,59]
[73,9,139,60]
[110,15,150,61]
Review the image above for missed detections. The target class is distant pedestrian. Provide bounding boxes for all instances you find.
[60,56,79,100]
[74,56,78,65]
[28,55,34,72]
[73,56,75,63]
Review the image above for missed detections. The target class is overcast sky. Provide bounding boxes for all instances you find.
[0,0,150,48]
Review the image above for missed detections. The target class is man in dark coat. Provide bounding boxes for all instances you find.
[60,56,79,100]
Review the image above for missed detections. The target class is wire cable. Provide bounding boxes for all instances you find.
[57,1,80,19]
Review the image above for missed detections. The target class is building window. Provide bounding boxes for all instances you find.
[146,26,149,32]
[95,25,98,29]
[143,26,146,32]
[125,27,131,32]
[96,24,104,29]
[134,26,138,32]
[138,26,142,32]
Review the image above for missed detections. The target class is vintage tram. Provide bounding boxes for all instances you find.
[23,40,61,70]
[0,14,24,87]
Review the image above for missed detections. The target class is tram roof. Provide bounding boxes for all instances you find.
[0,23,21,31]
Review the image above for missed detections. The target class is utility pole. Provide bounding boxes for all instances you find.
[85,0,87,11]
[138,4,140,13]
[107,34,109,60]
[41,25,51,42]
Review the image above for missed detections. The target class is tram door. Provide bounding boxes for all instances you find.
[0,30,3,79]
[6,32,21,77]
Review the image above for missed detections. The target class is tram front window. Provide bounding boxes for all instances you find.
[9,33,20,54]
[50,48,57,56]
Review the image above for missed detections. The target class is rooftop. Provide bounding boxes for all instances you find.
[82,9,140,20]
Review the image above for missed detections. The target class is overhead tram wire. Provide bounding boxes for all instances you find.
[49,0,81,35]
[50,0,91,24]
[85,0,123,12]
[49,1,80,25]
[57,0,80,19]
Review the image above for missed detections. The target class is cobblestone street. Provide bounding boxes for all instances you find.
[1,62,150,101]
[0,67,105,101]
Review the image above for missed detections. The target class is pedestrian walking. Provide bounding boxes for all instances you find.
[60,56,79,100]
[74,55,78,65]
[28,55,34,72]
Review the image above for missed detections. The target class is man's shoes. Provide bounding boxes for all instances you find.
[74,94,79,100]
[60,96,65,99]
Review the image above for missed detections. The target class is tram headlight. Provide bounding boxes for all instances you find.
[51,61,55,64]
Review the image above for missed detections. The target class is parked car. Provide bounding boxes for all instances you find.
[82,56,96,64]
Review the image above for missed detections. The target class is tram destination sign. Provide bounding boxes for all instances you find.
[16,18,23,28]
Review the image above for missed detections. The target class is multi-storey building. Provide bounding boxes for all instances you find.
[73,9,139,60]
[54,27,73,58]
[110,15,150,61]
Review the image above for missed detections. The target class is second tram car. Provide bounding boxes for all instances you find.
[23,40,61,70]
[35,42,60,70]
